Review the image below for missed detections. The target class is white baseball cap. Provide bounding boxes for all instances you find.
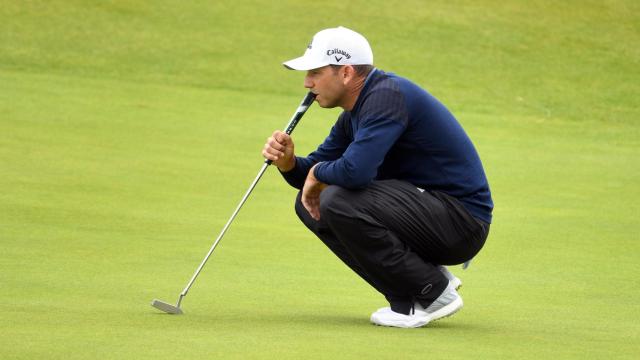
[283,26,373,71]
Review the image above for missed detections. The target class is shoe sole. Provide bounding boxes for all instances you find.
[370,297,463,328]
[370,313,430,328]
[427,296,463,323]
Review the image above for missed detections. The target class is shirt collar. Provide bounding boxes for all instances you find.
[350,67,378,113]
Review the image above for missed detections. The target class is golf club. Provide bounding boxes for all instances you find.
[152,91,317,315]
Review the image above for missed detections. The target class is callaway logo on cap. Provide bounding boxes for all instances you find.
[283,26,373,71]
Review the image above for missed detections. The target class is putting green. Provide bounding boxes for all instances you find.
[1,1,638,359]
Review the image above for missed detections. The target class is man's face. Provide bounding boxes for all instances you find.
[304,66,347,108]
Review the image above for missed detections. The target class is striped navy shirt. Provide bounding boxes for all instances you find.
[281,69,493,224]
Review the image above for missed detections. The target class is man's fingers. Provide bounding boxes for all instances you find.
[267,137,285,152]
[262,135,287,162]
[263,142,284,158]
[273,131,291,145]
[303,201,320,221]
[261,148,278,161]
[302,194,321,221]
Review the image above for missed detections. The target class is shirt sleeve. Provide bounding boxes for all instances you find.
[313,87,409,188]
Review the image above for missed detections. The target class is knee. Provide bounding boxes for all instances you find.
[295,190,328,229]
[294,191,309,222]
[295,186,356,225]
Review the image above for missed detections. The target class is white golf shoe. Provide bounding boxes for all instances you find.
[438,265,462,290]
[370,282,463,328]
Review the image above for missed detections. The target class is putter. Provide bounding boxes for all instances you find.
[152,91,317,315]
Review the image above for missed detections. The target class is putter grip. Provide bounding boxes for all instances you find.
[265,92,317,165]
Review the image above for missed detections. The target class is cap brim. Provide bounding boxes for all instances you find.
[283,56,328,71]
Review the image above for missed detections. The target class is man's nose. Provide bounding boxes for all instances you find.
[304,75,313,89]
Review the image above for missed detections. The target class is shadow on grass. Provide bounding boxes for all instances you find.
[147,307,484,332]
[174,311,367,328]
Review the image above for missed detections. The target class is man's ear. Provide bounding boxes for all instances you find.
[341,65,355,85]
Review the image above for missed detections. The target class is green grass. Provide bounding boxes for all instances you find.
[1,1,639,359]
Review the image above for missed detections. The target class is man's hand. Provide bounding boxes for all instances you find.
[302,164,328,221]
[262,130,295,172]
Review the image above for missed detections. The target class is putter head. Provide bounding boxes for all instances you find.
[151,299,183,314]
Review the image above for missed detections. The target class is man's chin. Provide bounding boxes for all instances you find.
[316,97,337,109]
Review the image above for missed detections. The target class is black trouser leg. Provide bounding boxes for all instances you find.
[295,180,489,314]
[295,192,387,295]
[296,191,415,313]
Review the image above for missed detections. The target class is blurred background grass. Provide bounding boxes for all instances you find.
[1,1,638,359]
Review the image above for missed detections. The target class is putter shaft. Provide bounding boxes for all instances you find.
[180,162,270,300]
[151,92,316,314]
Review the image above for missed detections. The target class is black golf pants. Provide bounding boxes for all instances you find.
[295,179,489,314]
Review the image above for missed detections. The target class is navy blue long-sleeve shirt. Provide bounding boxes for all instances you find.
[282,69,493,224]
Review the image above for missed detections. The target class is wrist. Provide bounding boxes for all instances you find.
[308,163,321,181]
[278,157,296,173]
